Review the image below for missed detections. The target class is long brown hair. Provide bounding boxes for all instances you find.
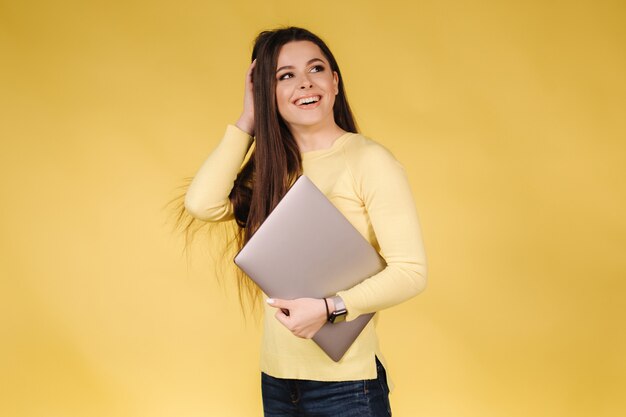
[174,27,358,313]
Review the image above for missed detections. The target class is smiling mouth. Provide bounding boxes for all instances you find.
[294,95,321,106]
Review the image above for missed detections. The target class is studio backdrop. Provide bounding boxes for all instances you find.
[1,1,625,416]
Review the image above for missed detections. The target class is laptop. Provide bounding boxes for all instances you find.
[234,175,386,362]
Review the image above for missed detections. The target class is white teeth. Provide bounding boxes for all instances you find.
[296,96,320,105]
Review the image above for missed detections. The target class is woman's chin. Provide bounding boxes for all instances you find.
[283,114,334,131]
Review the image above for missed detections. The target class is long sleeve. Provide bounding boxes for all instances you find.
[184,124,253,222]
[336,142,427,321]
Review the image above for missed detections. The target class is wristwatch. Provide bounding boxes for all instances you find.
[328,296,347,323]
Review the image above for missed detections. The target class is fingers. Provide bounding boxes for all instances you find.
[246,58,256,86]
[267,298,326,339]
[266,297,287,308]
[236,59,256,136]
[272,303,296,334]
[274,308,290,327]
[268,299,298,334]
[274,309,315,339]
[267,298,290,316]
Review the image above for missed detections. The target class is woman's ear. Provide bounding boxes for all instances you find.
[333,71,339,95]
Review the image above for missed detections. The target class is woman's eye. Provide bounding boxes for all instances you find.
[277,66,324,81]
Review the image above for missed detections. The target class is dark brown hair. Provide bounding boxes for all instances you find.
[174,27,358,312]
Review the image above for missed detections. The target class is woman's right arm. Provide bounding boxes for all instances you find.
[184,125,253,221]
[184,59,257,222]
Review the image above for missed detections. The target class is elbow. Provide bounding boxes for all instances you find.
[183,194,214,221]
[183,194,204,220]
[404,262,428,297]
[413,270,428,295]
[184,194,233,222]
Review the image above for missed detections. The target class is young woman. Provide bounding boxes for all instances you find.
[184,26,427,416]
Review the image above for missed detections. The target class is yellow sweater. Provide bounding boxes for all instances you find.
[185,124,427,381]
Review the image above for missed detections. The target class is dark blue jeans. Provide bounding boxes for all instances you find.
[261,357,392,417]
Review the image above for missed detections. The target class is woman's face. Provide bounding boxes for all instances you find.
[274,40,339,132]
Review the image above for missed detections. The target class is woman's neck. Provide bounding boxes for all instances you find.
[289,123,347,153]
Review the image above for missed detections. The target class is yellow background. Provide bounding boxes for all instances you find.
[1,0,625,416]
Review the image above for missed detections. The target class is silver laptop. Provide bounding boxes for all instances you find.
[234,175,386,362]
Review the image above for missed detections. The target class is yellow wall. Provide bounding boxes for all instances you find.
[1,0,625,416]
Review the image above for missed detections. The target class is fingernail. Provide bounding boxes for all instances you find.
[266,298,274,304]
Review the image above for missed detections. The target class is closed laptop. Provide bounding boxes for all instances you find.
[234,175,386,362]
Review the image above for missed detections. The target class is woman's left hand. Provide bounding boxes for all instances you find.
[267,298,327,339]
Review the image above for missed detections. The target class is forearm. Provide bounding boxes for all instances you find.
[185,124,253,221]
[337,260,426,321]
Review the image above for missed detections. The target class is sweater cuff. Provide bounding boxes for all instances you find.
[225,124,253,144]
[335,290,364,322]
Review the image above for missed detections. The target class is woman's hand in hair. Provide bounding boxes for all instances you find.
[266,297,327,339]
[235,58,256,136]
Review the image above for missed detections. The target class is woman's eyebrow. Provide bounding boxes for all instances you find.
[276,58,325,73]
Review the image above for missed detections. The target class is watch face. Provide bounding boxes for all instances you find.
[330,309,347,323]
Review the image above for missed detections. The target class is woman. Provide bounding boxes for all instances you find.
[184,26,427,416]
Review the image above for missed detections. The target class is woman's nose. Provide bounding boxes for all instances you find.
[299,75,313,89]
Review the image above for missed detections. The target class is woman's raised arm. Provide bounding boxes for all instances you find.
[184,60,257,221]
